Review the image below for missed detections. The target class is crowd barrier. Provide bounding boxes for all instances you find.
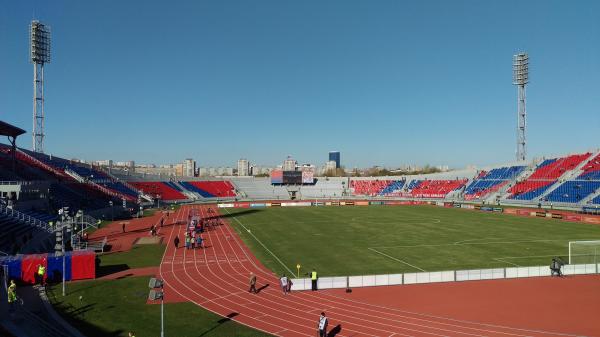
[290,264,599,291]
[0,251,95,284]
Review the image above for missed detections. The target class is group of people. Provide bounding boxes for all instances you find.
[249,272,330,336]
[173,213,218,249]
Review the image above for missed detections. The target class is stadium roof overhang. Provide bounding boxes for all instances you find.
[0,120,26,138]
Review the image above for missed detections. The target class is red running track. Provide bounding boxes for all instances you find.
[159,205,597,337]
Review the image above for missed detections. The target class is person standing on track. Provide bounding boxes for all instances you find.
[310,269,318,291]
[174,235,180,249]
[122,222,126,233]
[249,272,257,294]
[279,274,288,295]
[317,312,328,337]
[196,234,203,249]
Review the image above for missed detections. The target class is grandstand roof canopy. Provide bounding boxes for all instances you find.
[0,121,26,138]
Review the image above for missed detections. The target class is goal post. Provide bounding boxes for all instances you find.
[568,240,600,265]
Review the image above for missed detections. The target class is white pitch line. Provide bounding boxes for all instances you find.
[495,254,563,259]
[222,207,296,276]
[371,238,600,249]
[492,258,520,267]
[367,247,426,272]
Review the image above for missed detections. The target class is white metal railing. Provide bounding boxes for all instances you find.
[0,203,51,232]
[290,264,599,291]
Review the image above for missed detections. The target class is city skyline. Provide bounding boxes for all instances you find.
[1,1,598,168]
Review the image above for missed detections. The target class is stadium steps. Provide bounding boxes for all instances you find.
[581,185,600,205]
[497,162,538,200]
[173,181,199,200]
[64,168,85,183]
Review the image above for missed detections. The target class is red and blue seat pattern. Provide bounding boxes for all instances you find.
[464,166,525,200]
[508,153,592,200]
[130,181,187,200]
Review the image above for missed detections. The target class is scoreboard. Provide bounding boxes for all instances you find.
[271,170,314,185]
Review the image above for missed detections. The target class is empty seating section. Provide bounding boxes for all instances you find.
[178,181,211,197]
[180,181,236,198]
[0,213,45,254]
[408,179,468,198]
[103,182,139,198]
[406,180,421,190]
[50,183,111,211]
[67,165,111,181]
[508,153,592,201]
[130,182,187,200]
[229,178,289,199]
[464,180,507,200]
[351,180,392,196]
[545,181,600,203]
[528,153,591,180]
[164,181,183,192]
[299,179,346,198]
[578,154,600,180]
[592,195,600,205]
[380,180,405,196]
[508,180,554,200]
[464,166,525,200]
[21,149,72,170]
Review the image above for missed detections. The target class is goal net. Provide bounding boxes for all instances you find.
[569,240,600,264]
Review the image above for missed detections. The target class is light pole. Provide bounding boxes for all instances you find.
[512,53,529,162]
[148,277,165,337]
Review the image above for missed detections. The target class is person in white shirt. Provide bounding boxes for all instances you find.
[279,275,288,295]
[318,312,328,337]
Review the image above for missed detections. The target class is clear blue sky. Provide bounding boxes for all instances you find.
[1,0,598,169]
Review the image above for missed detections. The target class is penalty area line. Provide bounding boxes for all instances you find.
[222,207,296,276]
[367,247,426,272]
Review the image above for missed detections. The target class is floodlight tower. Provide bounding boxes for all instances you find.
[30,20,51,153]
[512,53,529,162]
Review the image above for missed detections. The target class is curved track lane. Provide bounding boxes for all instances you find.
[159,205,583,337]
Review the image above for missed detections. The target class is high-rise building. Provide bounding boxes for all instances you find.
[329,151,340,169]
[283,156,297,171]
[183,158,196,177]
[325,160,337,174]
[237,159,250,176]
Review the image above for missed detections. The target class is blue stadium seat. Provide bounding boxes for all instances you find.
[546,181,600,203]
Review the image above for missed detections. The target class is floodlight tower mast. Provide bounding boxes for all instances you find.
[30,20,51,153]
[512,53,529,162]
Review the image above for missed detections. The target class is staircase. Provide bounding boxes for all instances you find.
[537,151,599,201]
[496,161,538,200]
[174,181,199,200]
[64,168,85,183]
[581,187,600,205]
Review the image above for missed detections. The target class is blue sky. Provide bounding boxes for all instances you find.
[1,0,598,169]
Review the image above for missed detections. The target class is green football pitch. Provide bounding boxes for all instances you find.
[222,205,600,277]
